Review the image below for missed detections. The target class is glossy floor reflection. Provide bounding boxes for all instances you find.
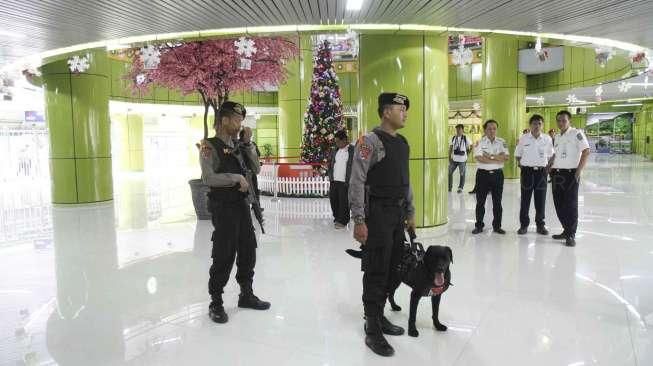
[1,154,652,365]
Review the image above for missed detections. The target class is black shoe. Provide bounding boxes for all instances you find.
[552,233,568,240]
[537,226,549,235]
[565,237,576,247]
[238,293,271,310]
[209,304,228,324]
[472,227,483,234]
[517,227,528,235]
[380,316,404,336]
[364,318,394,357]
[493,228,506,235]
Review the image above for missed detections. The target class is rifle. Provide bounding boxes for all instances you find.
[244,169,265,234]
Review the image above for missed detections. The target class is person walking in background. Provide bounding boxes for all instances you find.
[448,124,470,193]
[327,130,355,229]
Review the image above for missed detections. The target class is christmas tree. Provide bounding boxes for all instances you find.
[300,39,345,174]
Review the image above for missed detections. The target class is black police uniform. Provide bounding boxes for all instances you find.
[206,137,257,303]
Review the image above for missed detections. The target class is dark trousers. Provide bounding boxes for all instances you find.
[208,199,257,305]
[475,169,504,229]
[519,167,548,228]
[551,169,579,237]
[448,161,467,191]
[329,181,350,225]
[362,199,405,323]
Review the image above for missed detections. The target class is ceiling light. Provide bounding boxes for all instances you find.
[612,103,642,107]
[347,0,364,10]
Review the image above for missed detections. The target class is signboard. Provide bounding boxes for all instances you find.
[24,111,45,123]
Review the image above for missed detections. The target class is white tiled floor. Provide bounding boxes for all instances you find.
[1,154,652,365]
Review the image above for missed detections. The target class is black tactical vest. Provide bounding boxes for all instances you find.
[366,129,410,198]
[206,137,247,202]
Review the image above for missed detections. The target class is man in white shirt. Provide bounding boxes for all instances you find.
[548,110,590,247]
[327,130,355,229]
[515,114,555,235]
[448,124,470,193]
[472,120,510,235]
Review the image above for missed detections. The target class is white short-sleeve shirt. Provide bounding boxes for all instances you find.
[474,136,509,170]
[514,133,554,167]
[552,127,590,169]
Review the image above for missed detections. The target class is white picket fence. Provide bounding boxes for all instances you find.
[258,164,330,197]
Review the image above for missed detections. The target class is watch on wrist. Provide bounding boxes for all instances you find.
[353,216,365,225]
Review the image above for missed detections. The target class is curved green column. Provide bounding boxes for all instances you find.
[42,49,113,203]
[482,35,526,179]
[278,35,313,162]
[359,33,449,227]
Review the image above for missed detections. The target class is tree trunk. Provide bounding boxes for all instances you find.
[199,90,210,140]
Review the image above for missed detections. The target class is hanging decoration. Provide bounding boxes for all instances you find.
[566,94,585,105]
[536,96,545,106]
[67,54,91,73]
[450,110,481,119]
[534,37,549,62]
[135,73,147,86]
[472,102,481,112]
[630,51,646,64]
[618,81,631,93]
[594,85,603,103]
[140,45,161,70]
[594,47,615,68]
[235,36,257,70]
[451,35,473,66]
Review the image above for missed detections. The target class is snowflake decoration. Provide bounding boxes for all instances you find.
[618,81,631,93]
[566,94,583,105]
[234,37,257,58]
[594,85,603,102]
[140,45,160,70]
[452,36,473,66]
[536,96,545,106]
[472,102,481,111]
[135,73,147,85]
[67,54,90,73]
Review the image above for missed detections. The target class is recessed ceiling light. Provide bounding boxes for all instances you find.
[347,0,364,11]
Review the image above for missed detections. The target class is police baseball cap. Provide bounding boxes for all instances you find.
[378,93,410,110]
[219,101,247,118]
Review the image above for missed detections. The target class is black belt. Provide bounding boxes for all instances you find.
[479,169,502,174]
[369,196,406,206]
[551,168,576,173]
[522,166,546,171]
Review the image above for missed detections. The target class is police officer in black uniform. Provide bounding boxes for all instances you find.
[199,101,270,324]
[349,93,416,357]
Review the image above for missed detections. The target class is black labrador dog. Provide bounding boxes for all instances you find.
[346,243,453,337]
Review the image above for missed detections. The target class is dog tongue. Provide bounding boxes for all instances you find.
[434,273,445,287]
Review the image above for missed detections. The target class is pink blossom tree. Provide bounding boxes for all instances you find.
[128,37,298,139]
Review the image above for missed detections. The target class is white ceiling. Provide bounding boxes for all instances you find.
[2,0,653,67]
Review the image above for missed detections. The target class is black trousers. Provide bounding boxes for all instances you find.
[329,181,350,225]
[362,198,404,322]
[208,199,257,305]
[551,169,579,237]
[475,169,504,229]
[519,167,548,228]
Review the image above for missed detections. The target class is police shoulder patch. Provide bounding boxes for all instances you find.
[200,141,213,159]
[576,132,583,141]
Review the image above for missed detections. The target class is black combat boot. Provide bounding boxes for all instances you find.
[238,285,271,310]
[380,316,405,336]
[209,298,228,324]
[364,316,394,357]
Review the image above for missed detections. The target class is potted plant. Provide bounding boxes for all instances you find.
[262,143,274,163]
[128,37,298,219]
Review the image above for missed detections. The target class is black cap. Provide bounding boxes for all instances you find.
[219,101,247,118]
[378,92,410,110]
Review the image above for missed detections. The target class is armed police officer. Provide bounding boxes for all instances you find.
[199,101,270,324]
[349,93,416,357]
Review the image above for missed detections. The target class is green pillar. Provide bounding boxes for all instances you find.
[482,35,526,179]
[42,49,113,203]
[278,35,313,162]
[359,33,449,227]
[114,113,144,171]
